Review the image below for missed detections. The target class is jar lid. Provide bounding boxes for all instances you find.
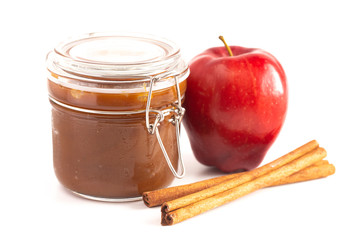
[46,32,189,92]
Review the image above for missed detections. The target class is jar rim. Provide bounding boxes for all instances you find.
[47,32,187,82]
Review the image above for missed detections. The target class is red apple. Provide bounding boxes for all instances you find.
[183,37,288,173]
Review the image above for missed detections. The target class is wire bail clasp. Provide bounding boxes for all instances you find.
[145,76,185,179]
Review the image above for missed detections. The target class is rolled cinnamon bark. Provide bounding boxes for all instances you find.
[161,161,335,225]
[161,145,323,213]
[143,140,319,207]
[269,161,335,186]
[143,174,234,207]
[162,147,327,225]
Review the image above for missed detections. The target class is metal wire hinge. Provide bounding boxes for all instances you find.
[145,76,185,179]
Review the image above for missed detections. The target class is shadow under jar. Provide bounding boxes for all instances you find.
[46,32,189,201]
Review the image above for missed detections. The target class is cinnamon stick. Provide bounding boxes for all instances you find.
[162,147,326,214]
[142,174,233,207]
[160,159,333,214]
[269,160,335,186]
[143,140,319,207]
[162,147,327,225]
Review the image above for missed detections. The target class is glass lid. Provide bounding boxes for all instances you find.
[47,32,185,80]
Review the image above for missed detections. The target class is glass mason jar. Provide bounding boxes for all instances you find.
[46,32,189,201]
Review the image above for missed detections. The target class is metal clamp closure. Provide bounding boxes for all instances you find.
[145,76,185,179]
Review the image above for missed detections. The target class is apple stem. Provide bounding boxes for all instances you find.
[219,36,233,56]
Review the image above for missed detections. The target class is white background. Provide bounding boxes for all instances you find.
[1,0,354,239]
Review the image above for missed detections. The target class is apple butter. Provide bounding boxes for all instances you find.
[46,33,189,201]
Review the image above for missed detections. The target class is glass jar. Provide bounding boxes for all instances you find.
[46,32,189,201]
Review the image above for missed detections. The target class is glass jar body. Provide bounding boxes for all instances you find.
[48,78,186,201]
